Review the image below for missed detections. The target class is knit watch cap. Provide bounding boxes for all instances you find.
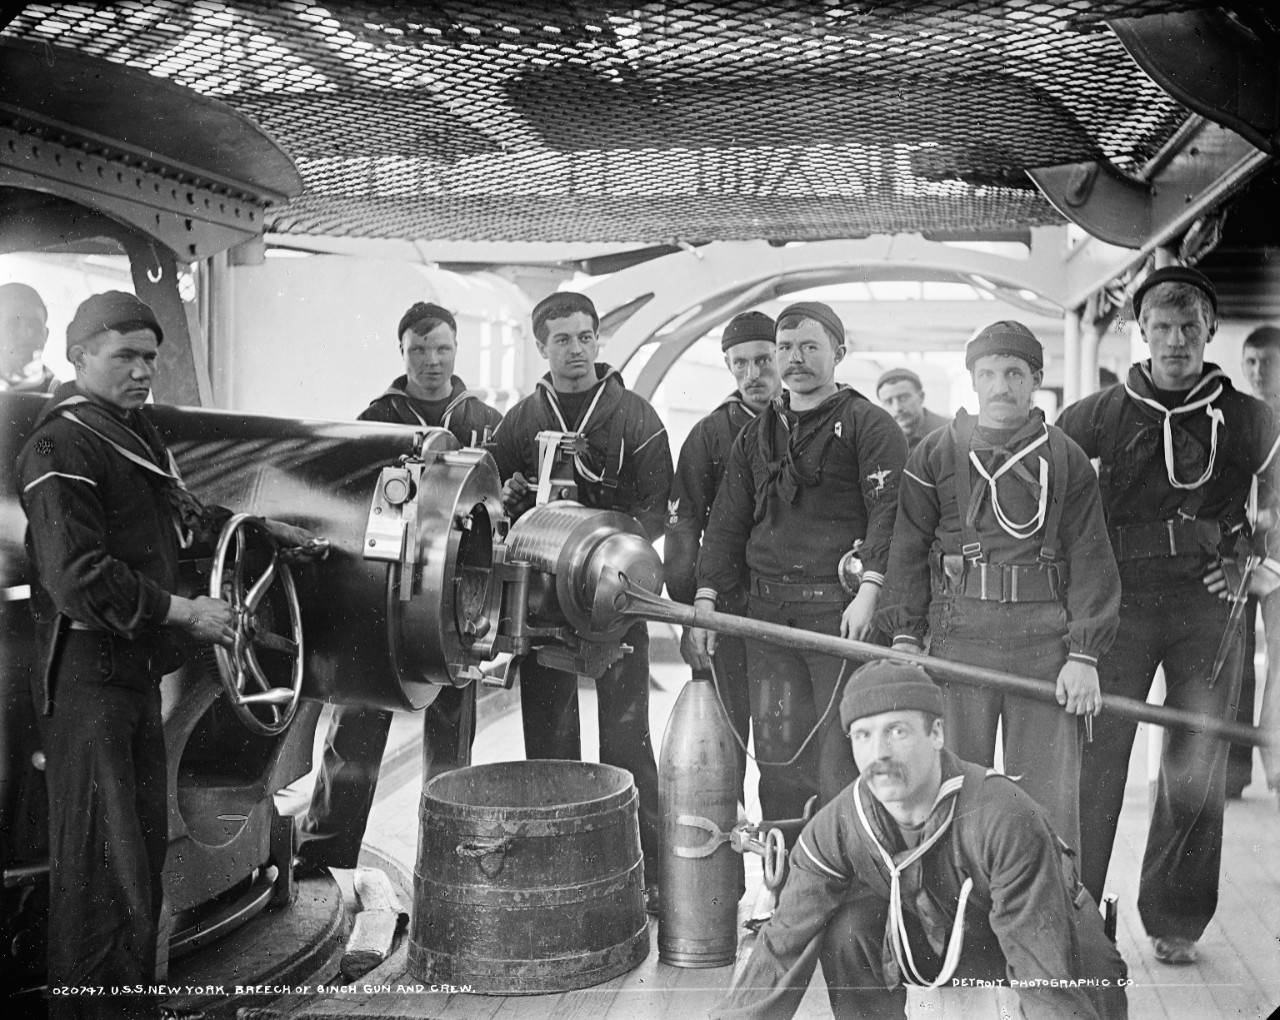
[778,300,845,346]
[876,367,924,392]
[1131,266,1218,320]
[840,659,944,731]
[965,320,1043,372]
[66,291,163,355]
[721,310,777,352]
[532,291,599,338]
[398,301,457,341]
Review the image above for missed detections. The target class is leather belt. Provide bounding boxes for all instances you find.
[1108,519,1220,561]
[751,576,848,603]
[941,561,1063,604]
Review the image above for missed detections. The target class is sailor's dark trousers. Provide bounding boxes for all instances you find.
[298,684,477,867]
[743,597,848,824]
[927,593,1083,852]
[520,620,661,874]
[39,630,168,1020]
[1079,580,1241,941]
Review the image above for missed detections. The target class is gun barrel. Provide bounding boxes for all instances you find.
[622,587,1271,749]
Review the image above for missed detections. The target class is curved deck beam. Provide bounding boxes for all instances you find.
[582,234,1070,395]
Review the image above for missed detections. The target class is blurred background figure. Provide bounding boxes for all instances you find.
[875,367,948,450]
[1230,324,1280,798]
[0,282,53,393]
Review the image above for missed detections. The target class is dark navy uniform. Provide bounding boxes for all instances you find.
[17,383,226,1019]
[1058,362,1278,940]
[698,387,906,819]
[491,364,672,871]
[357,373,503,444]
[712,752,1127,1020]
[665,391,759,787]
[908,406,950,450]
[877,409,1120,848]
[297,376,502,869]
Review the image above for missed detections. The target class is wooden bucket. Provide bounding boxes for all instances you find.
[408,760,650,994]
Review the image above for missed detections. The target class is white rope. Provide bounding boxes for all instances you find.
[1124,377,1224,491]
[968,426,1049,540]
[852,777,972,988]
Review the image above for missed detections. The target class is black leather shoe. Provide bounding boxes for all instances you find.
[644,883,660,917]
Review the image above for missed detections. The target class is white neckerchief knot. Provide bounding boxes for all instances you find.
[853,776,973,988]
[968,423,1050,540]
[1125,373,1224,490]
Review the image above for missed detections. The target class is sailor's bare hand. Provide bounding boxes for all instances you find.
[689,626,717,663]
[1203,561,1280,600]
[840,583,880,641]
[691,596,718,660]
[263,519,331,562]
[168,594,236,648]
[502,472,536,518]
[1056,658,1102,716]
[681,625,713,671]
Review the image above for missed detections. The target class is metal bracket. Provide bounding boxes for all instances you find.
[1030,9,1276,264]
[1108,9,1279,155]
[0,123,269,261]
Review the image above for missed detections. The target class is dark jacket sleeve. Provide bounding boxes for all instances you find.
[488,399,535,482]
[1057,434,1121,660]
[711,804,855,1020]
[1054,394,1103,459]
[1249,398,1280,518]
[357,397,401,424]
[665,420,718,604]
[450,400,504,448]
[17,431,171,636]
[978,787,1104,1020]
[851,400,909,581]
[697,426,758,606]
[876,437,942,645]
[623,397,674,543]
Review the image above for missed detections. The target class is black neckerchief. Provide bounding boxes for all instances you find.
[44,383,212,545]
[753,389,851,522]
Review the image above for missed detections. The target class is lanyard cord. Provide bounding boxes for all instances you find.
[1124,380,1224,490]
[852,779,973,988]
[545,384,617,484]
[968,427,1050,540]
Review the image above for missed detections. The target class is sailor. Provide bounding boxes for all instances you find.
[666,310,782,792]
[0,281,55,393]
[711,659,1129,1020]
[877,321,1120,850]
[693,301,907,819]
[1057,266,1279,965]
[1228,324,1280,797]
[876,366,949,450]
[296,301,502,874]
[490,290,673,913]
[16,292,319,1019]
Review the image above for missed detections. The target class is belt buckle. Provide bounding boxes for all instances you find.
[1005,564,1017,604]
[978,561,989,601]
[1166,519,1178,556]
